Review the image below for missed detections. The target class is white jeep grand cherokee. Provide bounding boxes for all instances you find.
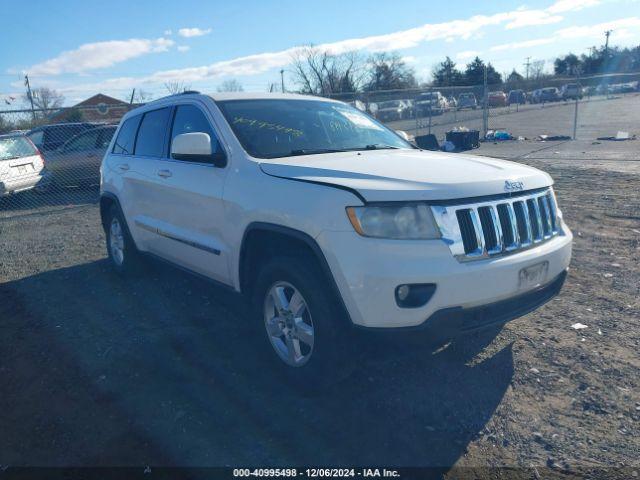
[100,92,572,382]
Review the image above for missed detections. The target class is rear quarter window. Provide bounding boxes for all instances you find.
[0,136,38,160]
[112,115,142,155]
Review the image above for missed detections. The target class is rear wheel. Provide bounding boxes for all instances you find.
[252,255,353,389]
[105,205,143,275]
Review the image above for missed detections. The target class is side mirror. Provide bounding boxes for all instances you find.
[171,132,226,167]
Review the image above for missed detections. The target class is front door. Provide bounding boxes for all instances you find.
[126,103,231,284]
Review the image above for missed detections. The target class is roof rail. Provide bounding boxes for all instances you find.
[182,90,200,95]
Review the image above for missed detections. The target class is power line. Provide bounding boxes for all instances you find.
[523,57,531,80]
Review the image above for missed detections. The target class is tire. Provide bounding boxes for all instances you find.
[252,255,354,389]
[104,204,143,276]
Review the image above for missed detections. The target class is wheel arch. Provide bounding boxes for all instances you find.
[100,192,136,244]
[239,222,353,325]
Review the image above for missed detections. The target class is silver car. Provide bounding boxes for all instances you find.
[0,134,49,196]
[45,125,116,186]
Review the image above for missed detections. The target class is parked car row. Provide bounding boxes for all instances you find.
[362,79,640,123]
[1,122,117,196]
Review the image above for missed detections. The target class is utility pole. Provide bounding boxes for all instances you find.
[604,30,612,58]
[573,67,580,140]
[129,88,136,104]
[24,74,36,124]
[523,57,531,80]
[280,69,285,93]
[482,65,489,139]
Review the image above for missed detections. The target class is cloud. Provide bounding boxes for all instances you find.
[25,38,174,75]
[491,37,556,51]
[456,50,481,60]
[491,16,640,51]
[178,27,212,38]
[504,10,563,29]
[177,45,191,52]
[164,29,173,35]
[555,16,640,39]
[32,0,608,97]
[547,0,600,14]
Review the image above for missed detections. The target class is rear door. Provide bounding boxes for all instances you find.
[122,103,231,284]
[48,128,102,184]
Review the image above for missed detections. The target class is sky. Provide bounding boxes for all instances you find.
[1,0,639,106]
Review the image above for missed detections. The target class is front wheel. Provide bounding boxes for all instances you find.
[252,256,353,388]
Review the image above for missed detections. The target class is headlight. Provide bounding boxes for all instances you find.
[549,187,564,226]
[346,204,441,239]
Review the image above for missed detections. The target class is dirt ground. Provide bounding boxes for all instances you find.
[0,99,639,477]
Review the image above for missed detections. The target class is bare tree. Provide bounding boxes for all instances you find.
[23,87,64,111]
[217,79,244,92]
[365,53,417,91]
[164,81,191,94]
[291,46,366,95]
[530,60,546,80]
[135,90,153,103]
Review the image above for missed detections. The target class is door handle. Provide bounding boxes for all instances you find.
[118,163,130,171]
[157,169,172,178]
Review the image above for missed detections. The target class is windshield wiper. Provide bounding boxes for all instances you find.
[287,148,349,156]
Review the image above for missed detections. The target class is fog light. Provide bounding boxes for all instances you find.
[395,283,436,308]
[397,284,411,301]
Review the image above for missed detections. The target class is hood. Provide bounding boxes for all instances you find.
[259,149,552,202]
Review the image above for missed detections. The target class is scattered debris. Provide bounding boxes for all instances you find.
[537,134,572,141]
[486,130,514,141]
[603,273,614,278]
[596,132,636,141]
[446,129,480,150]
[571,323,588,330]
[530,368,540,374]
[442,140,456,152]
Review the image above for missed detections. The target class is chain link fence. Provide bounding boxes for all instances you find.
[1,83,639,282]
[0,103,138,215]
[326,74,640,146]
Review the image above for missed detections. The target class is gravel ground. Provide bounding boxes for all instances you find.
[0,99,639,476]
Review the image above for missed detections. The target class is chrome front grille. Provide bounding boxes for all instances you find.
[431,188,561,262]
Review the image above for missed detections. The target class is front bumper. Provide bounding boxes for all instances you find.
[317,222,572,329]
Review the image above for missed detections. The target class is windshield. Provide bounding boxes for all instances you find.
[0,136,38,160]
[217,99,412,159]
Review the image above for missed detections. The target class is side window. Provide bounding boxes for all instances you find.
[170,105,223,159]
[28,130,44,148]
[112,115,141,155]
[98,128,116,149]
[64,129,100,152]
[135,108,171,158]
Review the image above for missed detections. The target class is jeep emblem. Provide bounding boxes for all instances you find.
[504,180,524,192]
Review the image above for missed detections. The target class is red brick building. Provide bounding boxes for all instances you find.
[52,94,131,124]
